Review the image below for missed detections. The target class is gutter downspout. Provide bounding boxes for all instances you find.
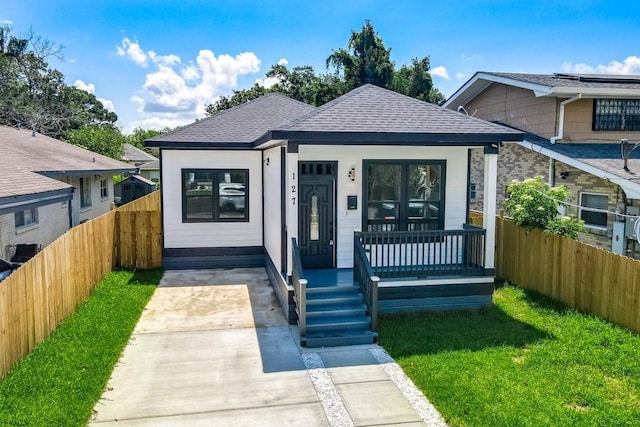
[551,94,581,144]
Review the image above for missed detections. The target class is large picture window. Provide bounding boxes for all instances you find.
[364,160,445,231]
[593,99,640,131]
[182,169,248,222]
[579,192,608,229]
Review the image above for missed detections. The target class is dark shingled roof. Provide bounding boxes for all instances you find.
[276,84,522,136]
[522,133,640,185]
[146,93,315,146]
[487,72,640,90]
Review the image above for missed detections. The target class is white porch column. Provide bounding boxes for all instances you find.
[286,146,299,276]
[482,146,498,271]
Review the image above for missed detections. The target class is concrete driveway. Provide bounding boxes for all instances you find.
[90,268,446,426]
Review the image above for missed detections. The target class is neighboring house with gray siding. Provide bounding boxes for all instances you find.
[0,126,135,260]
[445,72,640,259]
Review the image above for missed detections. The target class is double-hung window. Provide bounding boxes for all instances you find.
[182,169,248,222]
[15,208,38,229]
[579,193,608,229]
[80,177,92,208]
[100,178,109,199]
[364,160,445,231]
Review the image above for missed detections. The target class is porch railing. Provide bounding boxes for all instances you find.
[353,235,379,331]
[355,225,486,278]
[291,238,308,336]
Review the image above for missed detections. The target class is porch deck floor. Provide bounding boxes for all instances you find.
[304,268,354,288]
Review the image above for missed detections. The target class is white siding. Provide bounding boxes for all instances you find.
[298,145,470,268]
[263,146,282,270]
[162,150,263,248]
[0,202,69,259]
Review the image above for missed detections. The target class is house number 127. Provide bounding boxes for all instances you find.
[291,173,297,205]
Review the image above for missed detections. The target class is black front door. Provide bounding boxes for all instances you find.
[299,162,336,269]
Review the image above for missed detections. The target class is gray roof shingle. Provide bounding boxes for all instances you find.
[522,133,640,185]
[123,143,157,162]
[277,84,522,136]
[486,72,640,90]
[0,126,135,198]
[146,93,315,145]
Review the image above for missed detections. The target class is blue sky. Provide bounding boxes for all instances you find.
[3,0,640,133]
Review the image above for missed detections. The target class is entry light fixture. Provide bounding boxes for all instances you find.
[264,157,270,166]
[348,168,356,181]
[560,171,569,180]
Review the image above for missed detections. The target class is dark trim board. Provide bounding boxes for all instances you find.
[265,252,296,324]
[378,281,494,313]
[162,246,265,269]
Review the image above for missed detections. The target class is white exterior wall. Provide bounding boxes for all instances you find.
[62,176,114,225]
[298,145,471,268]
[162,149,263,248]
[0,201,70,260]
[263,146,282,270]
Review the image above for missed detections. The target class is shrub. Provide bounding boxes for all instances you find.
[504,176,584,239]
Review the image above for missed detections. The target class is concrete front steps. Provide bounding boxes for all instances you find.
[299,285,378,348]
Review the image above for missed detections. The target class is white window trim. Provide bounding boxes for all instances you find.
[579,192,608,230]
[15,208,39,233]
[100,178,109,200]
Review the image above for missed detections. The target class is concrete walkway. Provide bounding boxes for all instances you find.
[90,268,447,426]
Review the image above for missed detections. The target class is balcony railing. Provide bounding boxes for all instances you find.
[353,235,379,331]
[291,238,307,335]
[355,225,486,279]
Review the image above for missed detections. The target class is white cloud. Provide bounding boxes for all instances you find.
[278,58,288,66]
[116,37,148,67]
[0,19,13,25]
[98,97,115,112]
[562,56,640,75]
[256,76,280,88]
[431,66,449,79]
[561,62,595,73]
[456,70,471,80]
[74,79,96,94]
[460,53,481,62]
[120,36,263,129]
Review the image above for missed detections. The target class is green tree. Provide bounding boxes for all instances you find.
[204,20,446,114]
[504,176,584,239]
[64,124,126,160]
[0,26,116,138]
[125,127,162,157]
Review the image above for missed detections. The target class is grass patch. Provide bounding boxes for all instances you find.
[379,284,640,427]
[0,269,162,426]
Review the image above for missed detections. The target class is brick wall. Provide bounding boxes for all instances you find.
[0,202,70,260]
[470,143,626,253]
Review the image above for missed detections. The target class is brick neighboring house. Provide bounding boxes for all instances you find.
[0,126,135,260]
[445,72,640,258]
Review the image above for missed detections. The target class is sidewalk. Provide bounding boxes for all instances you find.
[90,268,446,426]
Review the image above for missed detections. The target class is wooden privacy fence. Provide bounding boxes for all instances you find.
[496,217,640,334]
[0,191,161,378]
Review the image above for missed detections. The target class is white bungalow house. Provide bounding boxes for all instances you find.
[0,126,136,261]
[146,84,523,346]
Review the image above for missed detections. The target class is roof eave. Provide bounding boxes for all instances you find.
[444,72,553,109]
[39,168,137,177]
[270,130,523,145]
[551,87,640,98]
[518,139,640,198]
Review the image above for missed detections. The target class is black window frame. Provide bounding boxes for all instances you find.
[181,168,249,223]
[593,99,640,131]
[362,160,446,232]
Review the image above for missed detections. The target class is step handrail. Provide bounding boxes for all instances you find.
[291,238,307,336]
[353,233,379,331]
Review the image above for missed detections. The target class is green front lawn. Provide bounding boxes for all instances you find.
[380,284,640,427]
[0,269,161,426]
